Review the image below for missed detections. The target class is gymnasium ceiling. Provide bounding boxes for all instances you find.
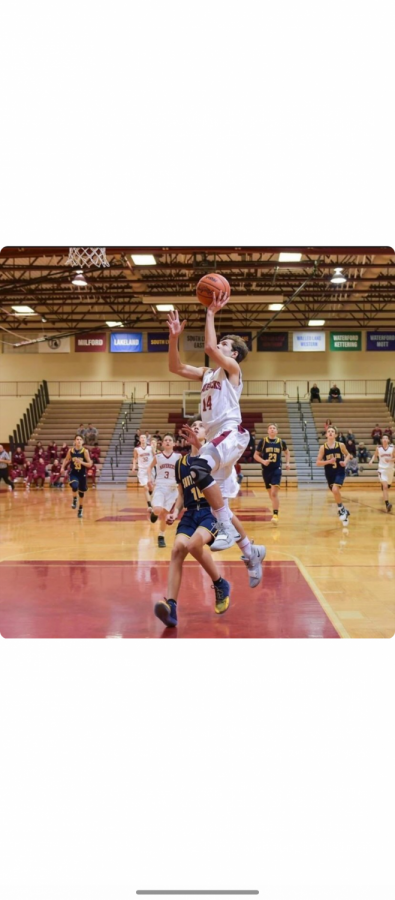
[0,246,395,343]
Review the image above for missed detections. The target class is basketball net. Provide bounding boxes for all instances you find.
[66,248,110,268]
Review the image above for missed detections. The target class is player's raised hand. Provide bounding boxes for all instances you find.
[167,309,187,337]
[180,424,201,449]
[207,291,230,315]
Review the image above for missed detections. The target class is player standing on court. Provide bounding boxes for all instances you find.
[60,435,92,518]
[254,424,290,524]
[316,426,351,525]
[369,434,395,512]
[167,293,250,550]
[131,434,154,509]
[146,433,181,547]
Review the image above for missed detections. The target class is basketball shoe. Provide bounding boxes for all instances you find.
[241,543,266,588]
[154,599,177,627]
[271,513,278,525]
[71,497,77,509]
[212,577,231,614]
[78,507,83,518]
[158,535,166,548]
[210,521,240,551]
[150,512,158,523]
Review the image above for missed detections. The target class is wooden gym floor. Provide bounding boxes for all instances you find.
[0,484,394,638]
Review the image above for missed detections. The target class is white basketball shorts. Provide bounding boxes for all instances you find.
[137,469,150,487]
[199,426,249,484]
[152,485,178,511]
[378,466,394,486]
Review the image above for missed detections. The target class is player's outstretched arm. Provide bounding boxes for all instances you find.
[204,292,239,376]
[167,310,207,381]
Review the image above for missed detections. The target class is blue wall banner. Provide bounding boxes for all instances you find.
[293,332,326,351]
[366,332,395,351]
[110,332,143,352]
[257,332,288,352]
[148,332,170,352]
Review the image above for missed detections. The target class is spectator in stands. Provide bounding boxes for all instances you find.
[153,429,162,441]
[50,459,62,488]
[134,430,141,447]
[34,441,44,459]
[357,442,370,463]
[0,445,14,491]
[77,423,86,438]
[47,440,58,461]
[328,383,343,402]
[310,383,321,403]
[346,437,357,457]
[346,428,356,443]
[90,442,101,464]
[337,430,346,444]
[87,463,97,488]
[383,425,393,441]
[13,446,26,467]
[345,455,359,476]
[60,443,69,460]
[85,423,98,445]
[35,455,47,488]
[371,424,383,445]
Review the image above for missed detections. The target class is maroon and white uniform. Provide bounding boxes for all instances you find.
[377,444,395,485]
[135,445,154,486]
[151,450,181,511]
[199,366,249,486]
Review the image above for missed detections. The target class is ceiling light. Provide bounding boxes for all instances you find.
[331,267,346,284]
[106,321,124,327]
[41,317,47,323]
[269,303,284,311]
[12,305,35,313]
[308,319,325,326]
[131,254,156,265]
[72,269,88,286]
[278,252,302,262]
[156,304,174,312]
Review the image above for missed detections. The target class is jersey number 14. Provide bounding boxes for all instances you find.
[202,396,212,413]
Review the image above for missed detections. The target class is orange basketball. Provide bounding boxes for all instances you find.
[196,272,231,308]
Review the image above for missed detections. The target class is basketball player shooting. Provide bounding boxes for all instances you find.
[167,292,250,550]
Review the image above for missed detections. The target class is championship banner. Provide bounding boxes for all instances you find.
[75,332,107,352]
[38,336,71,353]
[183,332,205,352]
[110,332,143,353]
[257,332,288,352]
[366,331,395,351]
[330,331,361,351]
[293,331,326,352]
[148,332,170,352]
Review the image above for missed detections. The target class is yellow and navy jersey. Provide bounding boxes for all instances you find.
[70,447,88,473]
[322,441,346,471]
[257,436,287,468]
[176,454,211,511]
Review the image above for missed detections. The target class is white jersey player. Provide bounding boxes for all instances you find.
[369,435,395,512]
[132,435,154,508]
[147,434,181,548]
[167,292,250,550]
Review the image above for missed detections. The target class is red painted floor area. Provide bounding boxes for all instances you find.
[0,560,339,638]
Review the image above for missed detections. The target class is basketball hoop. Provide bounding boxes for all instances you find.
[67,248,110,268]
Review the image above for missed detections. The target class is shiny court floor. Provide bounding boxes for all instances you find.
[0,485,394,638]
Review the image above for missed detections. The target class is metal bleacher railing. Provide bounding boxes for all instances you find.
[8,380,49,453]
[297,387,313,480]
[385,378,395,419]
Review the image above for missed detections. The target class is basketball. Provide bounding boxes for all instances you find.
[196,272,231,307]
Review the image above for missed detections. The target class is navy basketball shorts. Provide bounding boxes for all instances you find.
[176,507,218,542]
[69,472,88,493]
[262,467,282,488]
[326,470,345,490]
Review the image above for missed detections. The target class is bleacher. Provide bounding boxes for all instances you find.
[127,397,297,486]
[24,399,122,484]
[310,399,395,483]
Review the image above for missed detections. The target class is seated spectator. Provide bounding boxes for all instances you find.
[47,440,58,461]
[13,446,26,467]
[346,428,356,443]
[153,429,162,441]
[76,423,86,438]
[346,437,356,456]
[383,425,393,441]
[50,459,62,488]
[371,424,383,445]
[328,383,343,402]
[59,443,69,460]
[33,441,44,458]
[35,457,47,488]
[85,423,98,445]
[87,463,97,488]
[357,442,370,463]
[345,455,359,476]
[337,430,346,444]
[310,383,321,403]
[90,442,101,464]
